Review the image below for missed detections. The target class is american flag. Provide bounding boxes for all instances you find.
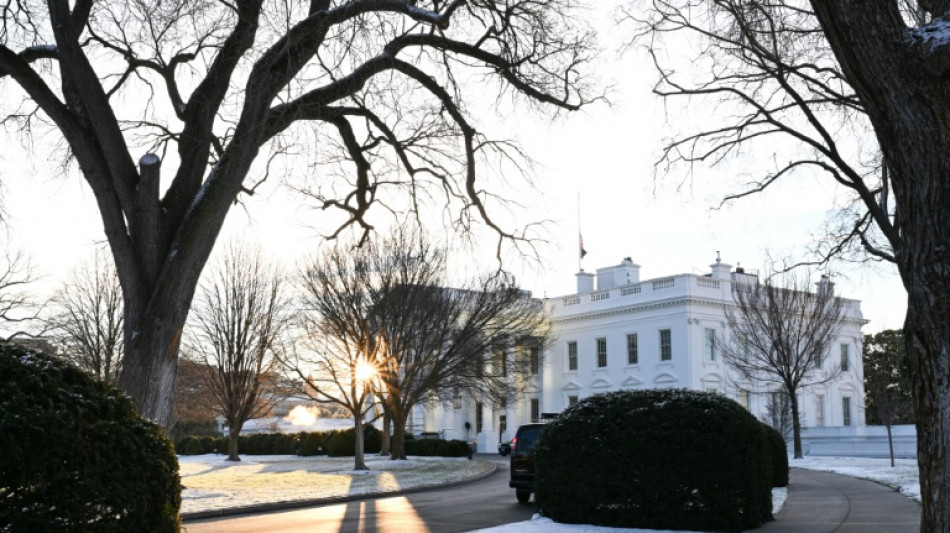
[579,234,587,259]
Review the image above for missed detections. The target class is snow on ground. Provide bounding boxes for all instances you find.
[179,454,492,514]
[790,455,921,502]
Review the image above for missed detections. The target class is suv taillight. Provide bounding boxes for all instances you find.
[511,437,518,451]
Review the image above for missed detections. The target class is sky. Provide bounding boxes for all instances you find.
[0,4,907,335]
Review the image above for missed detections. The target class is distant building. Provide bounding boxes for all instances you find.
[410,255,868,452]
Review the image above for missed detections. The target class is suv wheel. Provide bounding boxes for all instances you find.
[515,489,531,504]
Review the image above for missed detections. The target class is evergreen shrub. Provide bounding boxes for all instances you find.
[762,423,789,487]
[326,425,382,456]
[299,432,325,456]
[404,438,469,457]
[184,437,206,455]
[0,344,181,532]
[535,389,772,532]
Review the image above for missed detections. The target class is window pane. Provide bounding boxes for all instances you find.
[842,397,851,426]
[704,328,716,361]
[660,329,672,361]
[567,341,577,371]
[840,344,849,371]
[596,338,607,368]
[627,333,638,365]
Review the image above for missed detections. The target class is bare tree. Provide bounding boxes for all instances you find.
[291,229,547,461]
[184,243,293,461]
[762,390,796,442]
[719,273,845,459]
[0,0,595,427]
[0,248,44,341]
[632,1,950,527]
[46,249,123,384]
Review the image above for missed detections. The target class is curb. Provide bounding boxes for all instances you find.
[180,460,498,522]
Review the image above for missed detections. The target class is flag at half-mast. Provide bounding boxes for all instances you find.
[579,234,588,259]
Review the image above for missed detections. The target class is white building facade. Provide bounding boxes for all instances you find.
[410,256,868,452]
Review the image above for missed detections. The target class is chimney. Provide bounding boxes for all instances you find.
[576,271,595,293]
[816,274,834,296]
[710,251,732,280]
[596,257,641,290]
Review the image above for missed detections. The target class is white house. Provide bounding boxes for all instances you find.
[409,255,868,452]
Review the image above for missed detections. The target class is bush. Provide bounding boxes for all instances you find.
[175,436,205,455]
[535,389,772,532]
[0,344,181,532]
[299,432,325,456]
[404,438,469,457]
[326,425,382,457]
[763,423,790,487]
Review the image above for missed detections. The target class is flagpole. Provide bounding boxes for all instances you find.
[577,193,583,272]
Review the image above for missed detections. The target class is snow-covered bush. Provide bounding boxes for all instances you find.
[535,389,772,532]
[763,423,790,487]
[0,343,181,532]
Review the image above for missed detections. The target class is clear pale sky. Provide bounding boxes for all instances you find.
[0,6,906,335]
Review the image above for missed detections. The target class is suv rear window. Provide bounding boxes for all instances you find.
[514,425,543,452]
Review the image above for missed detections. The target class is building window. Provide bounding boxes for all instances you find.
[495,349,507,377]
[815,394,825,426]
[596,337,607,368]
[530,398,540,422]
[568,395,579,406]
[627,333,638,365]
[704,328,716,361]
[706,387,718,395]
[476,402,483,433]
[453,389,462,410]
[840,344,850,372]
[842,397,852,426]
[739,389,750,410]
[567,341,578,371]
[660,329,672,361]
[530,346,540,375]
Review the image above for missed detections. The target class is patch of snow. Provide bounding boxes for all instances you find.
[906,16,950,53]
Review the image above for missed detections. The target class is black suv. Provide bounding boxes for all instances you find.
[508,423,545,503]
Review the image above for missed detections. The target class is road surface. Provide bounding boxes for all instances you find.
[182,456,535,533]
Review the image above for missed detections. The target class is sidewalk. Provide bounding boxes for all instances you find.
[762,468,921,532]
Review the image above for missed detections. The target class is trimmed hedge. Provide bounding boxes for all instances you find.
[0,343,181,532]
[404,438,470,457]
[174,426,468,458]
[763,423,790,487]
[326,425,382,456]
[535,389,772,532]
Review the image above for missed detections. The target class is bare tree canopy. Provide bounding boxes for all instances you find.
[46,248,123,385]
[720,272,846,458]
[0,248,43,341]
[183,242,293,461]
[633,1,950,528]
[0,0,595,426]
[290,229,547,460]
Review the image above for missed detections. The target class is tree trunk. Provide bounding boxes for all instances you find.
[790,391,804,459]
[117,319,186,426]
[227,424,242,462]
[905,307,950,532]
[380,411,391,456]
[354,417,367,471]
[390,411,408,460]
[807,4,950,530]
[886,423,895,468]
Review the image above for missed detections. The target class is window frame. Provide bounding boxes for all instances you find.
[704,328,716,361]
[627,333,638,365]
[596,337,608,368]
[659,329,672,361]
